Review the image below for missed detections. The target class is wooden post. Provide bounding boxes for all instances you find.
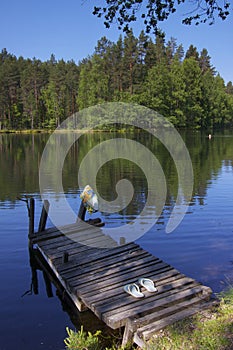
[31,263,39,295]
[42,271,53,298]
[62,252,69,263]
[38,200,50,232]
[122,318,136,347]
[76,200,86,222]
[29,198,35,236]
[29,245,38,295]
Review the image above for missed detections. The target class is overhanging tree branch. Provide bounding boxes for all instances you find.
[92,0,231,33]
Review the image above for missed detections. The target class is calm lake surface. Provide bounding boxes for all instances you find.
[0,130,233,349]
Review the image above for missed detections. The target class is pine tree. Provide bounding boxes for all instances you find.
[76,60,92,111]
[199,48,215,75]
[144,56,170,116]
[182,57,203,128]
[144,38,157,69]
[226,81,233,95]
[175,44,185,62]
[166,37,178,65]
[65,60,80,116]
[135,31,150,91]
[41,59,67,128]
[200,70,215,128]
[111,36,124,95]
[0,50,21,129]
[122,30,138,94]
[20,58,47,129]
[77,55,110,110]
[185,45,199,60]
[168,54,186,126]
[210,75,229,128]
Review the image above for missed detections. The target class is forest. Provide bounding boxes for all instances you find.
[1,30,233,130]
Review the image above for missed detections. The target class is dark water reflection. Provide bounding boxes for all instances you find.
[0,131,233,349]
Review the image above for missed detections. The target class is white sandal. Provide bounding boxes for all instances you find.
[138,278,158,292]
[123,283,144,298]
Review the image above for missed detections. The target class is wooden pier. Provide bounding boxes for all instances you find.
[29,202,216,348]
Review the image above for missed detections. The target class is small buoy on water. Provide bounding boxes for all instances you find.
[208,134,212,139]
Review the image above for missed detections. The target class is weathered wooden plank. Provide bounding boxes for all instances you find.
[123,296,215,346]
[79,269,183,301]
[39,237,80,251]
[63,250,153,281]
[68,233,118,248]
[41,240,95,257]
[70,259,169,290]
[74,265,174,301]
[37,227,103,247]
[74,263,174,298]
[56,248,144,280]
[101,284,206,328]
[34,225,107,245]
[129,295,212,332]
[67,254,158,287]
[136,300,215,341]
[63,227,115,242]
[77,268,175,305]
[96,276,199,315]
[30,222,81,242]
[37,241,97,262]
[57,242,140,273]
[83,272,187,306]
[49,247,100,264]
[31,221,100,243]
[51,243,141,266]
[47,235,116,250]
[36,221,88,235]
[65,231,112,245]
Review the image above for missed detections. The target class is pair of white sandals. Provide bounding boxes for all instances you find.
[124,278,158,298]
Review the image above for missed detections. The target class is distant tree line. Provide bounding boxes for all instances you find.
[1,30,233,130]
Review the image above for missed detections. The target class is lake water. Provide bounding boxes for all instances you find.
[0,131,233,349]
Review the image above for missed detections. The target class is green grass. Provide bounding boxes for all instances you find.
[147,288,233,350]
[64,288,233,350]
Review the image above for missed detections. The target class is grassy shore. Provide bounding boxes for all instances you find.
[0,129,52,134]
[0,125,143,134]
[64,288,233,350]
[146,288,233,350]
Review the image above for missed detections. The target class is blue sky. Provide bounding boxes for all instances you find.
[1,0,233,83]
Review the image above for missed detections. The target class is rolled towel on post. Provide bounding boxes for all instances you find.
[80,185,99,213]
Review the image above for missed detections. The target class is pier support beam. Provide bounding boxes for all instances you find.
[38,200,50,232]
[29,198,35,236]
[76,201,87,222]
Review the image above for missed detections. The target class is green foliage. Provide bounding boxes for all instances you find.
[63,326,131,350]
[0,33,233,131]
[64,326,102,350]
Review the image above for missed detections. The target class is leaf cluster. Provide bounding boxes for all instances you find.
[64,326,102,349]
[92,0,231,33]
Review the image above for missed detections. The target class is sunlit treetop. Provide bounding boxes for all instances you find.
[92,0,231,33]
